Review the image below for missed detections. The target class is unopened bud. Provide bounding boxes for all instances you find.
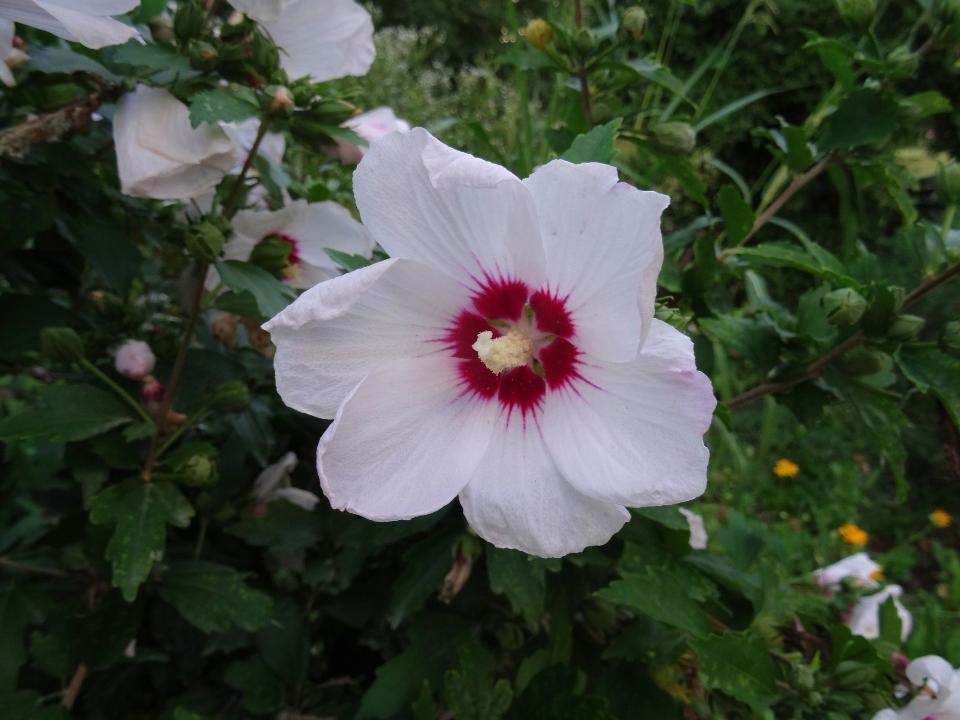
[887,314,925,341]
[185,221,226,263]
[249,235,293,276]
[823,288,867,326]
[88,289,122,316]
[212,312,240,349]
[209,381,250,412]
[174,1,206,42]
[886,45,918,79]
[621,6,649,41]
[265,85,295,115]
[150,16,175,44]
[839,347,887,376]
[188,40,219,69]
[937,160,960,204]
[524,18,553,50]
[249,29,280,76]
[836,0,876,29]
[574,27,595,55]
[141,376,165,403]
[41,327,85,363]
[181,455,217,488]
[114,340,157,381]
[652,122,697,154]
[941,320,960,357]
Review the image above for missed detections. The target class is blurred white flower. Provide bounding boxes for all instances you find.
[114,85,239,200]
[228,0,282,23]
[264,128,716,557]
[210,198,373,290]
[678,507,707,550]
[847,584,912,642]
[252,451,319,511]
[220,117,285,167]
[814,552,881,589]
[0,0,141,49]
[872,655,960,720]
[113,339,156,380]
[0,19,27,87]
[331,107,411,164]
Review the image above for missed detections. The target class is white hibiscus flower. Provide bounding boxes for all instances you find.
[113,85,239,200]
[331,107,411,164]
[872,655,960,720]
[263,128,716,557]
[0,0,141,49]
[846,584,912,642]
[679,508,708,550]
[1,19,28,87]
[814,552,882,589]
[211,199,373,290]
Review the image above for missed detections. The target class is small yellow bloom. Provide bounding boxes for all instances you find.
[930,509,953,529]
[524,18,553,50]
[773,458,799,478]
[839,523,869,545]
[869,568,884,582]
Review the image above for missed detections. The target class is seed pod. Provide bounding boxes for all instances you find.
[621,6,649,41]
[181,455,218,488]
[823,288,867,326]
[524,18,553,50]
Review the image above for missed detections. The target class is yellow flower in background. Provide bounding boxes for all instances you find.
[930,509,952,529]
[773,458,799,478]
[839,524,869,545]
[869,568,884,582]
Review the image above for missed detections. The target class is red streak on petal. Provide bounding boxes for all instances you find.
[538,338,581,389]
[444,311,495,358]
[498,366,546,417]
[472,277,529,321]
[529,289,574,338]
[456,358,499,400]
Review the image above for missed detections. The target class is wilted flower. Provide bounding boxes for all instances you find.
[0,0,141,49]
[846,584,912,642]
[0,20,27,87]
[114,86,239,200]
[265,128,716,557]
[930,509,952,529]
[252,451,319,511]
[814,552,881,589]
[773,458,799,478]
[330,107,411,165]
[679,508,708,550]
[210,199,373,290]
[113,340,156,381]
[839,523,869,545]
[872,655,960,720]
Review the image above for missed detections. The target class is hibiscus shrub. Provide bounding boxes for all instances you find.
[2,1,960,719]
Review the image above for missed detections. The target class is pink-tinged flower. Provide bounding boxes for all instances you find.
[679,508,708,550]
[0,20,27,87]
[872,656,960,720]
[847,584,912,642]
[114,339,156,380]
[232,0,374,82]
[0,0,141,49]
[814,552,882,589]
[331,107,411,165]
[210,199,373,290]
[114,86,239,200]
[263,129,716,557]
[252,451,319,511]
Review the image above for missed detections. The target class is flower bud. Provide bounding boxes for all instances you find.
[886,45,918,79]
[114,340,157,381]
[937,160,960,204]
[836,0,876,29]
[88,289,123,317]
[181,455,218,488]
[174,1,206,43]
[209,381,250,412]
[150,15,175,44]
[188,40,219,69]
[524,19,552,49]
[651,122,697,154]
[249,235,293,276]
[941,320,960,357]
[839,347,886,376]
[887,314,925,342]
[621,6,649,41]
[40,327,85,363]
[574,27,595,55]
[264,85,295,115]
[185,221,226,263]
[823,288,867,326]
[141,376,165,403]
[249,29,280,77]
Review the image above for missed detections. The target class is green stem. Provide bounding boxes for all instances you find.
[941,204,956,255]
[506,1,533,176]
[156,404,211,460]
[77,358,155,426]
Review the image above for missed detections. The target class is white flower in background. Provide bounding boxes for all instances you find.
[264,128,716,557]
[331,107,411,164]
[0,19,28,87]
[872,656,960,720]
[252,451,319,511]
[847,584,912,642]
[230,0,374,82]
[0,0,141,49]
[679,508,707,550]
[114,85,239,200]
[113,339,156,380]
[814,552,882,589]
[220,117,286,167]
[211,199,373,290]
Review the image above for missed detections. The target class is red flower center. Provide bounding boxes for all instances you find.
[442,276,582,419]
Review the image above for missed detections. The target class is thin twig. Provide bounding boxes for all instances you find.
[0,557,71,578]
[62,664,88,710]
[574,0,594,126]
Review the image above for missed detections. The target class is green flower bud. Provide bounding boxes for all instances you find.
[941,320,960,356]
[574,27,595,55]
[887,313,925,341]
[937,160,960,204]
[41,327,85,363]
[181,455,218,488]
[524,18,553,50]
[651,122,697,154]
[823,288,867,326]
[249,235,294,276]
[621,6,649,41]
[886,45,918,79]
[839,347,887,376]
[209,381,250,412]
[174,0,206,43]
[836,0,876,29]
[188,39,219,70]
[263,85,295,115]
[185,221,226,263]
[249,29,281,77]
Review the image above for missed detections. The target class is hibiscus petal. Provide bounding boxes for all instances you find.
[264,258,471,418]
[354,128,546,288]
[540,319,715,507]
[460,419,629,557]
[264,0,374,82]
[318,354,498,521]
[906,655,955,692]
[285,200,374,271]
[228,0,283,22]
[523,159,668,362]
[32,0,140,48]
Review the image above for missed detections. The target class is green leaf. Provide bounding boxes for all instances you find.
[255,598,308,684]
[225,501,322,553]
[730,243,859,287]
[560,119,622,164]
[878,596,903,645]
[223,656,284,715]
[0,384,132,444]
[158,561,273,633]
[717,185,755,245]
[700,315,780,370]
[215,260,297,318]
[26,46,120,83]
[0,587,30,690]
[386,532,455,628]
[692,631,777,713]
[486,548,547,628]
[595,566,713,637]
[622,59,688,102]
[897,345,960,428]
[188,86,260,128]
[443,639,513,720]
[324,248,373,272]
[820,89,898,151]
[0,691,71,720]
[695,87,785,132]
[89,480,194,601]
[104,41,192,73]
